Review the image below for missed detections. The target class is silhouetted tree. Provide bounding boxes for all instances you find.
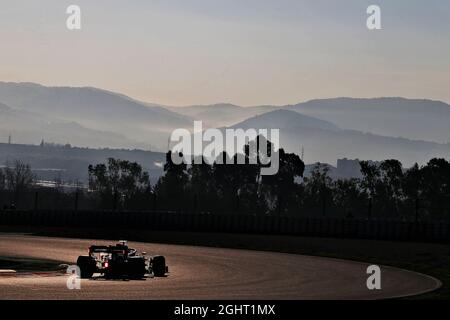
[4,160,34,205]
[420,158,450,218]
[332,178,366,218]
[0,168,5,191]
[89,158,151,210]
[237,143,265,214]
[189,156,217,212]
[304,163,333,216]
[154,151,189,211]
[261,148,304,215]
[359,161,381,199]
[378,160,404,216]
[403,163,422,200]
[212,152,242,213]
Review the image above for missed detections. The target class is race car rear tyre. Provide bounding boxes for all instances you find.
[77,256,96,279]
[151,256,166,277]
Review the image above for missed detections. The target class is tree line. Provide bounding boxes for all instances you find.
[87,139,450,221]
[2,139,450,221]
[0,160,34,209]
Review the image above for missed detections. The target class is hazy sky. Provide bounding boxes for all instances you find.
[0,0,449,106]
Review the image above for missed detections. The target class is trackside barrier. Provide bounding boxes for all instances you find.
[1,209,450,243]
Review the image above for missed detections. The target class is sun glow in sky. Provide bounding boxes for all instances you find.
[0,0,449,106]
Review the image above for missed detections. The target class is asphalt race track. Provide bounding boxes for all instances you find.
[0,234,441,300]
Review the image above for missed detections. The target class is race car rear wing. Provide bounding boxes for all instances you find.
[89,245,129,254]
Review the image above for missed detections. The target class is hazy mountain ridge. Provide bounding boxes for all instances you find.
[0,99,140,149]
[231,110,450,167]
[285,97,450,143]
[230,110,340,132]
[0,82,194,150]
[168,103,278,127]
[2,82,450,167]
[170,96,450,144]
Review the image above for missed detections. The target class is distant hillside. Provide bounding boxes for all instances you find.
[230,110,340,132]
[0,82,194,150]
[168,103,278,127]
[0,143,166,184]
[231,110,450,167]
[0,101,136,149]
[2,82,450,166]
[286,97,450,144]
[169,97,450,144]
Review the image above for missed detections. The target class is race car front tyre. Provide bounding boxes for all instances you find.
[151,256,167,277]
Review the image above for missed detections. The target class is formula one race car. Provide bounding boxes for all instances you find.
[76,240,168,279]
